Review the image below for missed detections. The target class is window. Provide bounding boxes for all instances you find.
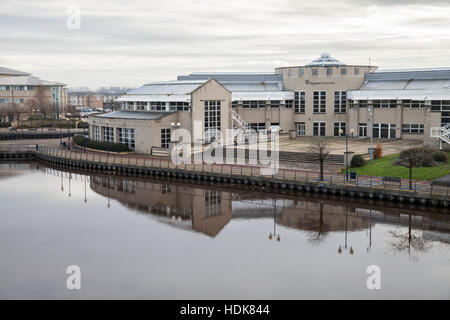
[298,69,304,77]
[402,100,425,108]
[231,101,238,108]
[326,68,332,76]
[127,102,135,110]
[204,100,221,142]
[94,126,100,141]
[334,91,347,113]
[313,122,326,136]
[354,67,360,75]
[103,126,114,142]
[402,124,424,134]
[161,128,170,148]
[294,91,305,113]
[373,100,397,108]
[312,68,318,76]
[169,102,190,111]
[296,122,305,136]
[359,123,367,137]
[118,128,135,149]
[341,68,347,75]
[373,123,396,139]
[313,91,326,113]
[150,102,166,111]
[136,101,146,111]
[334,122,346,136]
[249,123,266,132]
[270,100,280,108]
[243,101,265,108]
[285,100,293,108]
[287,69,292,77]
[0,98,10,103]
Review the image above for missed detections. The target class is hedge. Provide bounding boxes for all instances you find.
[73,135,130,152]
[0,122,11,128]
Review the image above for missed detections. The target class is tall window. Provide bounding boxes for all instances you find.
[296,122,305,136]
[204,100,221,142]
[334,91,347,113]
[334,122,346,136]
[359,123,367,137]
[118,128,135,149]
[313,122,326,136]
[354,67,360,75]
[103,126,114,142]
[94,126,100,141]
[312,69,318,76]
[313,91,326,113]
[326,67,332,76]
[161,128,171,148]
[294,91,305,113]
[341,68,347,75]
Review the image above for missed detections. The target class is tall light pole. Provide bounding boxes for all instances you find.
[368,105,374,164]
[339,128,354,181]
[171,122,181,166]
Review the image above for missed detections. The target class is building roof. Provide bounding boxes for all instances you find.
[347,89,450,101]
[232,91,294,101]
[367,68,450,81]
[361,79,450,90]
[178,72,282,83]
[94,111,175,120]
[306,53,346,67]
[0,66,31,76]
[117,94,191,103]
[128,80,207,95]
[0,75,65,86]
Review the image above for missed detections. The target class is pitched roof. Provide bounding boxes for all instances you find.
[0,66,31,76]
[0,75,65,86]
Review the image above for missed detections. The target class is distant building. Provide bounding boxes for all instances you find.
[68,92,104,110]
[0,66,66,123]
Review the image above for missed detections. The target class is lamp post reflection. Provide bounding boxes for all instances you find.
[338,208,354,255]
[84,175,87,203]
[268,198,280,242]
[68,173,72,197]
[60,172,64,192]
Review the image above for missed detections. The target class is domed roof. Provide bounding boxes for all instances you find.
[306,53,346,67]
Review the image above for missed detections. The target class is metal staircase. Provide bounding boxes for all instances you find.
[231,110,250,133]
[430,124,450,149]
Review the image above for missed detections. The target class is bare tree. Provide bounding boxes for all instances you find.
[308,137,330,181]
[305,202,330,243]
[35,85,53,119]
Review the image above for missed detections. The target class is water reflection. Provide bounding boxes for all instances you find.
[37,165,450,253]
[2,162,450,299]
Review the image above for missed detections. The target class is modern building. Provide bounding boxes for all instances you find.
[87,53,450,153]
[0,66,66,123]
[348,68,450,149]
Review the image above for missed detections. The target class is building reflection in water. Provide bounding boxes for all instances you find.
[39,167,450,256]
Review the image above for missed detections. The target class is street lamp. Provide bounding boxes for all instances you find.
[339,128,355,181]
[368,105,374,163]
[268,199,281,242]
[171,122,181,166]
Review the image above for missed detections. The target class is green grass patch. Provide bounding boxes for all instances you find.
[350,152,450,181]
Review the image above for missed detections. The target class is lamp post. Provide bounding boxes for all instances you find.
[339,128,354,181]
[268,198,281,242]
[368,105,374,164]
[171,122,181,166]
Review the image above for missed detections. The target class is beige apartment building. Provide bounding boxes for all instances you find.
[68,92,104,110]
[0,66,66,123]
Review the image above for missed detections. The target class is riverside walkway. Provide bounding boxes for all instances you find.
[0,144,449,207]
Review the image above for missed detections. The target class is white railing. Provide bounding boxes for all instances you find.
[231,110,250,132]
[430,126,450,148]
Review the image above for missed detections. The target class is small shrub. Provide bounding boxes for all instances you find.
[374,143,383,159]
[73,134,130,152]
[432,151,448,163]
[351,154,367,167]
[0,122,11,128]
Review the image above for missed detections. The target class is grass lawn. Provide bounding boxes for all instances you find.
[350,152,450,181]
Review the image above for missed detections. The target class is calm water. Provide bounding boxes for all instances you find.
[0,162,450,299]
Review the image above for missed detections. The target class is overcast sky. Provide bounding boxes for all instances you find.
[1,0,449,88]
